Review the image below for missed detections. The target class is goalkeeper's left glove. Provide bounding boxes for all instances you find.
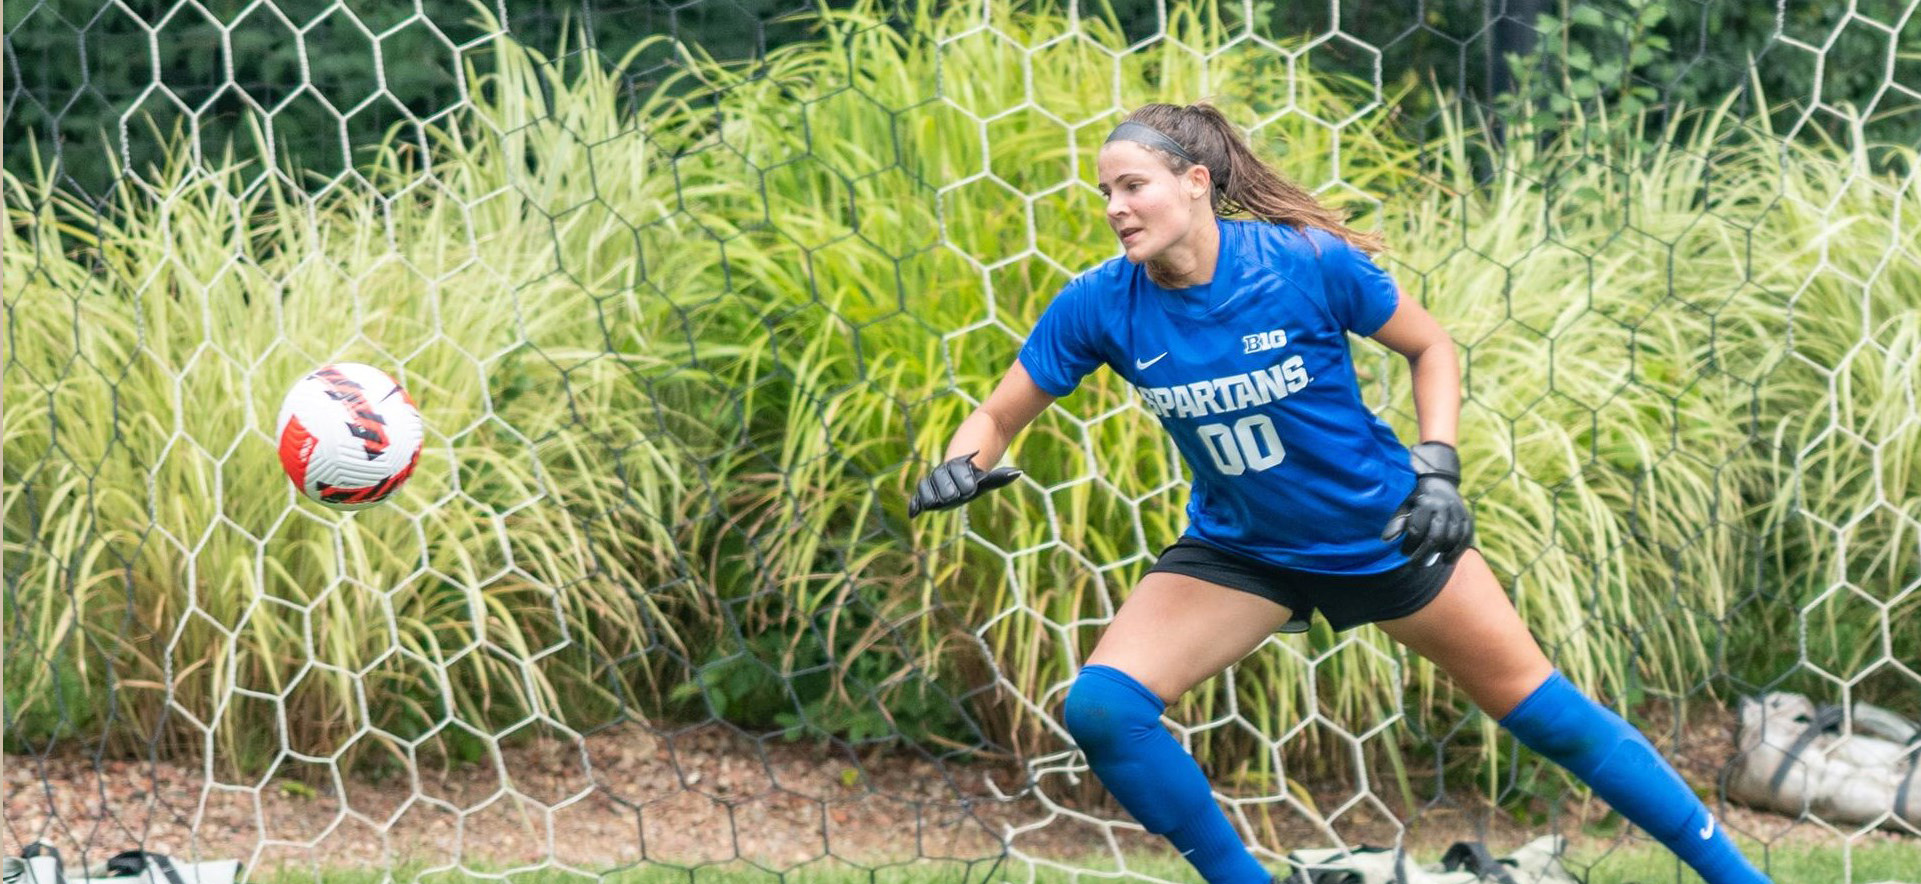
[1380,441,1474,566]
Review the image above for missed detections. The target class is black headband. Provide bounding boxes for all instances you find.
[1104,121,1198,165]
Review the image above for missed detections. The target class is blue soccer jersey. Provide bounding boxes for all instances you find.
[1018,218,1416,574]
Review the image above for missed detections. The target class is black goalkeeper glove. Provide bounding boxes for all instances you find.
[1380,441,1474,566]
[908,452,1023,518]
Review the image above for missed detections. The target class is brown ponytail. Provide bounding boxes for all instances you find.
[1120,102,1385,254]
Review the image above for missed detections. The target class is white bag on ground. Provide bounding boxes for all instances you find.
[4,848,238,884]
[2,854,65,884]
[77,852,240,884]
[1728,691,1921,831]
[1279,835,1578,884]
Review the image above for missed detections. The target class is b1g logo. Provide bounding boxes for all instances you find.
[1243,328,1288,353]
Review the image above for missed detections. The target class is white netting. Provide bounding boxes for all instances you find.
[5,1,1917,882]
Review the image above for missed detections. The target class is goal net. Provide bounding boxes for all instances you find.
[5,1,1917,881]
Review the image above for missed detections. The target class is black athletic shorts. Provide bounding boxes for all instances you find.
[1145,537,1457,633]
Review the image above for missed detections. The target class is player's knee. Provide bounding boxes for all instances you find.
[1062,665,1165,756]
[1499,672,1604,764]
[1501,672,1701,841]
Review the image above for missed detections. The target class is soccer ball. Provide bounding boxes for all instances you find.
[275,363,424,510]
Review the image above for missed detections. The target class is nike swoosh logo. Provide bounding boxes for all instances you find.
[1135,352,1168,370]
[1699,815,1716,840]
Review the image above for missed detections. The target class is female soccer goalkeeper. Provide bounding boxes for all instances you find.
[907,102,1770,884]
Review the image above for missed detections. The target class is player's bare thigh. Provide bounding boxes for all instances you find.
[1371,549,1554,718]
[1083,571,1295,706]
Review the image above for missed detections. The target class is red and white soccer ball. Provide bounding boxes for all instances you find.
[275,363,424,510]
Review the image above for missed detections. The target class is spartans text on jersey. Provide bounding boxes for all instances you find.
[1133,355,1313,419]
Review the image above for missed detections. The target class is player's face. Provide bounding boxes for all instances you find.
[1097,142,1210,262]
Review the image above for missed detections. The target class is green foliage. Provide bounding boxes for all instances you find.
[1508,0,1675,124]
[0,0,803,198]
[1487,0,1920,160]
[670,615,973,748]
[1,640,97,749]
[10,0,1919,201]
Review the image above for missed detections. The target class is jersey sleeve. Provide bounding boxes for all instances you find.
[1017,276,1107,397]
[1311,229,1402,336]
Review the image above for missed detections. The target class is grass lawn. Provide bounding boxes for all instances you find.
[266,839,1918,884]
[1559,840,1917,883]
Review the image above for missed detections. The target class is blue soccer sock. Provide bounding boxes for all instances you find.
[1062,665,1271,884]
[1499,672,1770,884]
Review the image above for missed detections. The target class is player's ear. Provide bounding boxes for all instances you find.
[1187,164,1213,200]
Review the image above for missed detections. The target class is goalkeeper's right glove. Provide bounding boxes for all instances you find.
[908,452,1022,518]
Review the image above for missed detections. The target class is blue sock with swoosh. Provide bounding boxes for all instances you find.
[1499,672,1770,884]
[1062,665,1271,884]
